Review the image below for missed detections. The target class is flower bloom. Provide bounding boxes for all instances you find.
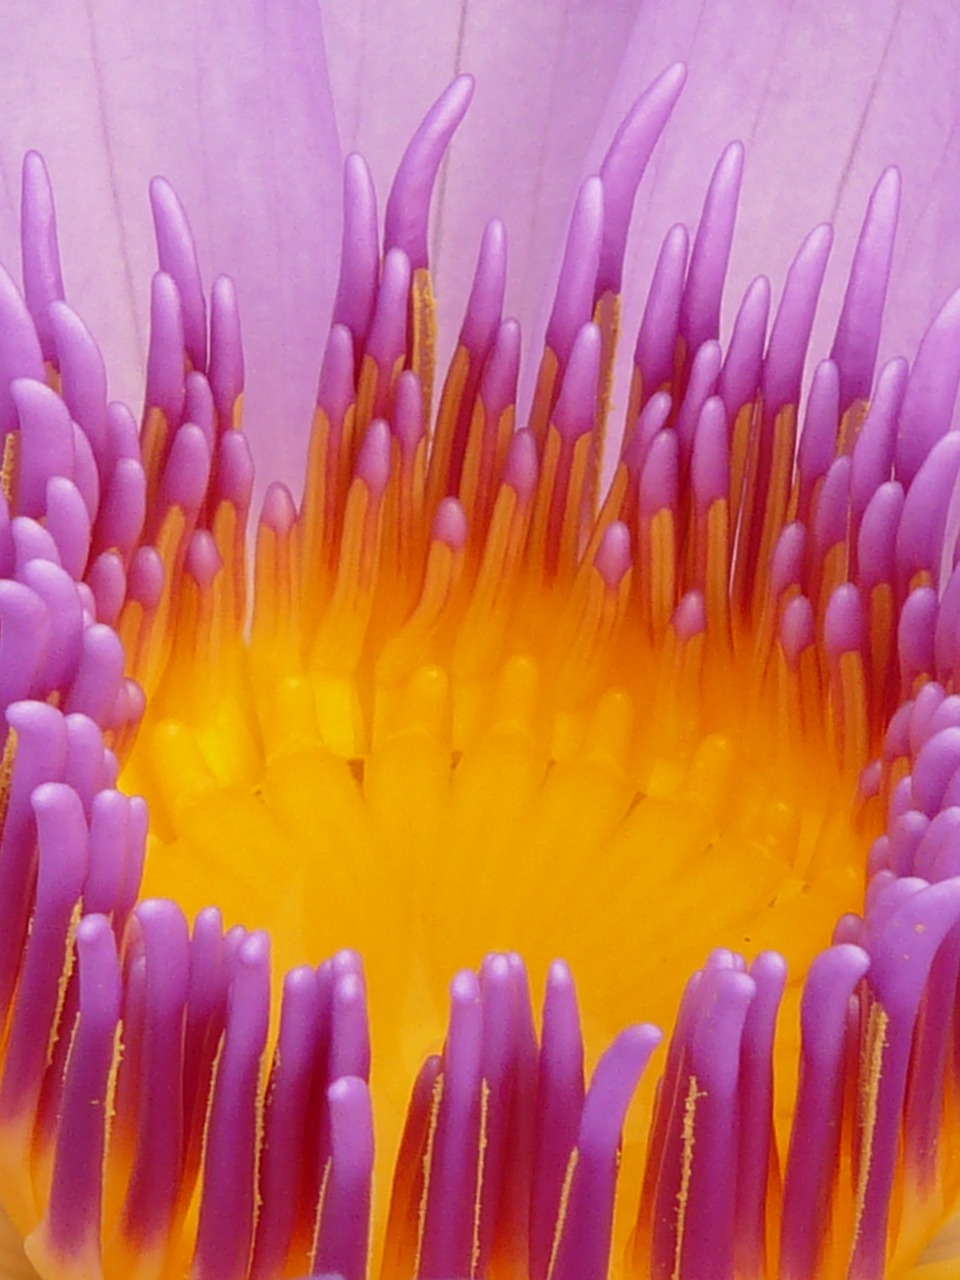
[2,29,960,1280]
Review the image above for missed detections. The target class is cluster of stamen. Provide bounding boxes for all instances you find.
[1,63,960,1280]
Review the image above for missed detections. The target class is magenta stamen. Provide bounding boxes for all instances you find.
[934,566,960,680]
[780,595,816,666]
[480,319,521,420]
[762,223,833,415]
[209,274,244,429]
[830,167,901,412]
[19,151,65,363]
[20,559,83,694]
[192,931,270,1280]
[364,249,410,395]
[391,369,424,461]
[185,530,221,591]
[145,271,186,424]
[549,1024,661,1280]
[84,788,134,916]
[0,264,44,436]
[594,522,631,590]
[898,587,939,692]
[691,396,727,512]
[780,945,870,1280]
[910,724,960,818]
[850,357,907,524]
[49,301,108,462]
[68,423,100,526]
[530,960,584,1280]
[63,713,109,813]
[680,141,744,354]
[596,63,686,296]
[672,589,706,642]
[384,75,475,272]
[770,523,807,603]
[355,419,392,498]
[824,583,865,664]
[895,433,960,591]
[156,423,212,526]
[0,782,87,1119]
[853,882,960,1280]
[675,339,721,462]
[328,965,371,1083]
[622,391,671,478]
[634,224,690,413]
[419,970,483,1280]
[796,360,840,523]
[260,481,297,538]
[474,954,518,1273]
[736,953,787,1278]
[718,275,771,423]
[12,377,74,519]
[13,515,61,573]
[81,552,124,632]
[214,429,254,513]
[181,909,228,1172]
[810,457,851,579]
[92,456,147,564]
[121,901,190,1246]
[553,323,601,442]
[150,177,206,372]
[41,915,119,1264]
[856,482,904,594]
[638,430,679,519]
[545,177,604,367]
[250,966,322,1280]
[496,953,539,1265]
[0,580,49,705]
[908,683,947,757]
[312,1076,374,1280]
[184,372,216,456]
[333,153,380,348]
[432,497,468,551]
[895,287,960,485]
[45,477,90,579]
[885,811,928,878]
[459,219,507,360]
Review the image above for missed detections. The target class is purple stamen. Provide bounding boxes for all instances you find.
[150,177,207,372]
[49,301,108,463]
[19,151,65,363]
[459,219,507,360]
[850,357,907,525]
[596,63,686,296]
[910,724,960,818]
[898,587,938,692]
[45,477,90,578]
[0,782,87,1119]
[121,900,190,1246]
[63,712,110,813]
[762,223,833,416]
[209,275,244,427]
[334,153,380,348]
[690,397,729,510]
[935,566,960,680]
[830,167,901,412]
[0,264,44,437]
[530,960,584,1280]
[780,594,816,667]
[92,455,147,564]
[474,953,519,1273]
[675,339,721,463]
[155,424,212,530]
[856,481,903,595]
[895,433,960,591]
[184,371,216,456]
[672,589,706,642]
[895,286,960,485]
[39,915,119,1266]
[192,931,270,1280]
[639,430,679,520]
[770,523,807,603]
[594,521,631,590]
[145,271,186,425]
[312,1076,374,1280]
[503,427,539,502]
[84,788,135,917]
[20,558,83,694]
[796,360,840,523]
[545,177,604,368]
[355,419,392,498]
[384,74,475,271]
[680,141,744,355]
[419,970,484,1280]
[13,516,61,573]
[391,369,424,462]
[0,580,49,704]
[250,966,322,1280]
[328,962,371,1082]
[12,377,74,519]
[364,249,410,395]
[824,582,865,664]
[718,275,770,423]
[554,323,601,442]
[780,945,870,1280]
[549,1024,661,1280]
[632,223,689,406]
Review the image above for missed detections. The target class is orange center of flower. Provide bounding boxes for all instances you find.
[115,275,876,1253]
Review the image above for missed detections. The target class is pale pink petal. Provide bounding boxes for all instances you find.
[585,0,960,381]
[322,0,643,355]
[0,0,342,492]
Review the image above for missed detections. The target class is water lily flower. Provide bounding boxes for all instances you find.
[3,4,960,1280]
